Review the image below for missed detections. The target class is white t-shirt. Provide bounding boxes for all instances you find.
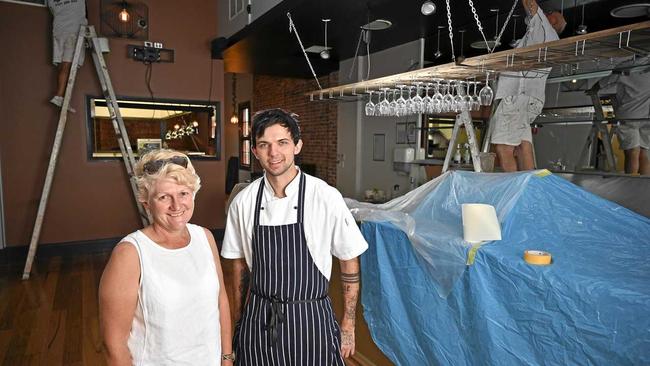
[599,57,650,120]
[495,7,559,103]
[221,168,368,281]
[48,0,87,38]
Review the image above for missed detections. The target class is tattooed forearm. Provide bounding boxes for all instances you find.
[341,271,360,283]
[339,258,360,357]
[238,267,250,308]
[344,293,358,321]
[339,258,360,328]
[238,268,251,316]
[231,259,250,323]
[341,330,354,346]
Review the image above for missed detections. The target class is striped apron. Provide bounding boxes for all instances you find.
[235,173,345,366]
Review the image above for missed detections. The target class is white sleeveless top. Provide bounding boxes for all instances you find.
[122,223,221,366]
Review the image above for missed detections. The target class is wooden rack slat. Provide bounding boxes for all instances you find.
[307,21,650,99]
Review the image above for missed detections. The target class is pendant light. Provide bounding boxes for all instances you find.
[610,2,650,18]
[576,2,588,34]
[509,14,521,48]
[320,19,331,59]
[118,1,130,23]
[230,74,239,124]
[434,25,444,59]
[457,29,466,63]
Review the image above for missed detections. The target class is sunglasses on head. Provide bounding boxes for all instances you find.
[142,156,188,175]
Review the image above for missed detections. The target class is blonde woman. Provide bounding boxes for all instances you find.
[99,149,233,365]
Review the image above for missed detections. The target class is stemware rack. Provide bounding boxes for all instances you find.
[306,21,650,102]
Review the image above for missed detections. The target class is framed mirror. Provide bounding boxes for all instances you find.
[86,96,221,160]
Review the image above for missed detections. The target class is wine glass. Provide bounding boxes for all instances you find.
[389,89,399,116]
[379,88,391,116]
[365,91,375,116]
[442,81,454,113]
[374,91,384,116]
[451,80,464,112]
[461,80,472,111]
[412,82,424,114]
[423,83,434,114]
[479,72,494,106]
[470,80,481,111]
[432,79,443,114]
[405,85,416,115]
[395,85,407,117]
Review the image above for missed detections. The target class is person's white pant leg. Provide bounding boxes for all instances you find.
[52,33,85,66]
[490,96,531,146]
[639,121,650,150]
[617,121,643,150]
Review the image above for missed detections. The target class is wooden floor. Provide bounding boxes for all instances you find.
[0,252,109,366]
[0,249,389,366]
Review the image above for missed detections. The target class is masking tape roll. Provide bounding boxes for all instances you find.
[524,250,552,265]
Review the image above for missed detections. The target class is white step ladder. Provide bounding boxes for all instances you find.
[22,25,149,280]
[442,109,484,173]
[576,91,617,171]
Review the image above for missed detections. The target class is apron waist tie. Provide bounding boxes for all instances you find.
[251,290,328,346]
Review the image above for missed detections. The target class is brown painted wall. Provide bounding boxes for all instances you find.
[253,73,338,185]
[0,0,226,247]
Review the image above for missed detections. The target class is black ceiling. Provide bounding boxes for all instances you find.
[219,0,647,78]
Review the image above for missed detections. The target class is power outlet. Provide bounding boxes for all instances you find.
[143,41,163,49]
[128,44,174,63]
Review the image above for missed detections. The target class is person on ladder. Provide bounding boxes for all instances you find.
[589,56,650,175]
[490,0,566,171]
[47,0,87,113]
[222,108,368,365]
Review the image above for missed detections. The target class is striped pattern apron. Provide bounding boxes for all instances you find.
[235,173,345,366]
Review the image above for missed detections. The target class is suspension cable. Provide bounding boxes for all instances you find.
[287,12,322,90]
[445,0,455,62]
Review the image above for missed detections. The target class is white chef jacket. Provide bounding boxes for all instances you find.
[495,7,559,103]
[221,168,368,281]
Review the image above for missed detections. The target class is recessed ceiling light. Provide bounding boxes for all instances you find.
[361,19,392,31]
[421,1,436,16]
[610,3,650,18]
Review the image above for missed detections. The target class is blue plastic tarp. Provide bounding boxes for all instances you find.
[356,171,650,366]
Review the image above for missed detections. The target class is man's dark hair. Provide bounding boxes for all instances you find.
[251,108,301,146]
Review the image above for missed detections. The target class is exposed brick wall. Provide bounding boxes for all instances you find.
[253,73,338,186]
[96,118,160,152]
[95,114,214,155]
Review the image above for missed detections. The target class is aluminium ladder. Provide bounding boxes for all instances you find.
[576,91,617,171]
[442,109,484,173]
[22,25,149,280]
